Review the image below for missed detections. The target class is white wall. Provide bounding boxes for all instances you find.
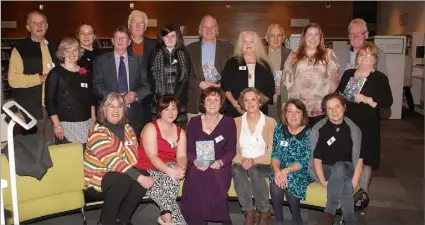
[377,1,425,35]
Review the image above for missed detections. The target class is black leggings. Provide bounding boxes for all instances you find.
[100,172,147,225]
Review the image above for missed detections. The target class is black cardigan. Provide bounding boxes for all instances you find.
[221,56,275,118]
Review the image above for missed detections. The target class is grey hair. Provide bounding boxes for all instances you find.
[348,18,368,33]
[26,11,47,25]
[265,23,285,40]
[198,15,219,36]
[56,37,84,63]
[128,10,148,30]
[97,93,128,126]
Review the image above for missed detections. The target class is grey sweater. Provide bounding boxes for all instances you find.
[308,117,366,190]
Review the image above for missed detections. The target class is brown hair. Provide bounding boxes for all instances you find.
[321,92,347,115]
[97,93,128,126]
[237,87,268,111]
[76,22,100,49]
[156,95,180,118]
[292,23,328,69]
[355,42,379,68]
[113,25,131,39]
[281,99,309,126]
[199,86,226,113]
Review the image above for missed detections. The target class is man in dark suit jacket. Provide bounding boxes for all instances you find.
[264,24,292,120]
[127,10,156,125]
[93,26,150,136]
[186,15,234,121]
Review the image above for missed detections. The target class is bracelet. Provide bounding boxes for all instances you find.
[54,124,62,129]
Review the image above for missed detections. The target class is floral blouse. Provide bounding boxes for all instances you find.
[269,123,314,200]
[281,49,340,117]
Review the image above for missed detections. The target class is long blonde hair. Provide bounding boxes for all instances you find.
[234,29,269,66]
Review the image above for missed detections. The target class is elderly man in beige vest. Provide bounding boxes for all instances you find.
[265,24,292,121]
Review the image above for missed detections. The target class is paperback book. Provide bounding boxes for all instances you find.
[343,77,367,102]
[196,140,215,166]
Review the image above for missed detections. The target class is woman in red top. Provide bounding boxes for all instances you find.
[135,95,188,225]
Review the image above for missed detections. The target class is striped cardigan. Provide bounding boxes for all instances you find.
[84,123,139,191]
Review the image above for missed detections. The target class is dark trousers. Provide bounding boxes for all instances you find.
[270,183,303,225]
[403,86,415,111]
[323,162,356,225]
[232,164,271,212]
[100,172,147,225]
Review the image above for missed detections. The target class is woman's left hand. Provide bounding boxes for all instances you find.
[210,160,224,170]
[354,94,371,104]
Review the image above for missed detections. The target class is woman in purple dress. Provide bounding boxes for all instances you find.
[181,87,237,225]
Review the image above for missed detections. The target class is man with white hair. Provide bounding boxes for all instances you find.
[264,24,292,120]
[334,18,387,75]
[127,9,156,124]
[186,15,233,121]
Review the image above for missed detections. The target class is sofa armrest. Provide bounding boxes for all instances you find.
[2,143,85,205]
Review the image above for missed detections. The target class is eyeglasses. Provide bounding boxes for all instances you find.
[358,52,373,58]
[131,22,145,27]
[114,36,128,41]
[349,31,366,38]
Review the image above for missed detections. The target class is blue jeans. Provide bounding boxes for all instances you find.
[270,183,303,225]
[323,161,357,225]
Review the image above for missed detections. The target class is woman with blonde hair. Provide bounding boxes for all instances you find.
[222,30,275,118]
[45,37,96,145]
[232,87,277,225]
[280,23,340,126]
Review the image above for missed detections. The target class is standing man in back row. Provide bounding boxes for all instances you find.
[8,10,58,144]
[265,24,292,120]
[186,15,234,121]
[334,18,387,75]
[127,10,156,125]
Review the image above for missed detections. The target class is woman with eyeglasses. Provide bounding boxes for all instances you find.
[336,42,393,207]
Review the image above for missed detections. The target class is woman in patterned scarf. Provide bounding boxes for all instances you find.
[149,24,190,125]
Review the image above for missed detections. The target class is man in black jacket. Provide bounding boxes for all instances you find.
[8,10,59,144]
[127,10,156,125]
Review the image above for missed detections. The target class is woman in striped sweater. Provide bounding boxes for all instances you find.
[84,93,154,225]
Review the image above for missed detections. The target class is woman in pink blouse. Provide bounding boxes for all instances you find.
[281,23,340,126]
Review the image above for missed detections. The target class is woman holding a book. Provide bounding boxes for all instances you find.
[280,23,340,126]
[336,42,393,205]
[270,99,313,225]
[232,87,277,225]
[135,95,188,225]
[180,87,236,225]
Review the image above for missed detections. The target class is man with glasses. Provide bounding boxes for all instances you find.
[186,15,234,121]
[264,24,292,120]
[93,26,150,136]
[127,10,156,124]
[334,18,387,75]
[8,10,59,144]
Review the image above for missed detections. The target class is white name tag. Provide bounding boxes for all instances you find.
[125,140,132,146]
[280,140,288,147]
[215,135,224,143]
[170,141,178,148]
[239,66,247,70]
[80,83,88,88]
[327,136,336,146]
[47,63,55,69]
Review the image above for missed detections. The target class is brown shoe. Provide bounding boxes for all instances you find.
[315,212,334,225]
[243,210,256,225]
[258,211,271,225]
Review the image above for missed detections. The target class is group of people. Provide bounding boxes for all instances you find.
[6,8,394,225]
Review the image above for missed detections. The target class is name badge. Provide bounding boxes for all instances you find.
[280,140,288,147]
[239,66,247,70]
[80,83,88,88]
[47,63,55,69]
[215,135,224,143]
[125,140,133,146]
[327,136,336,146]
[170,141,178,148]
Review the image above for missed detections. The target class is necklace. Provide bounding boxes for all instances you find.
[203,114,221,134]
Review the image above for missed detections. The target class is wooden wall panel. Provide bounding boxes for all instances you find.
[1,1,353,43]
